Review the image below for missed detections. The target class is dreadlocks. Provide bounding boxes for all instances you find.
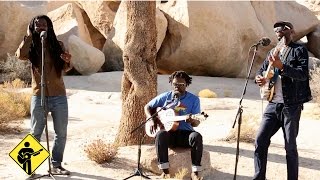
[169,71,192,86]
[28,15,65,76]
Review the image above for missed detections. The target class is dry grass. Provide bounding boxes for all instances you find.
[0,53,31,84]
[224,112,260,143]
[84,139,118,164]
[173,168,188,179]
[1,78,28,89]
[0,80,31,133]
[198,89,217,98]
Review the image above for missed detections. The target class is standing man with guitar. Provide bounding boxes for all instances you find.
[254,21,312,180]
[144,71,203,180]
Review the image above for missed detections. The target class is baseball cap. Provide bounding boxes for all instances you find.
[273,21,294,29]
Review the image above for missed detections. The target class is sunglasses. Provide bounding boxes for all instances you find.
[172,82,186,87]
[274,25,291,33]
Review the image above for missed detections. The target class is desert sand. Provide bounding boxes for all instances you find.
[0,71,319,180]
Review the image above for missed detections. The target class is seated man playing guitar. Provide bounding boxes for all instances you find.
[144,71,203,180]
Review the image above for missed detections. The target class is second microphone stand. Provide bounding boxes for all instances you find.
[232,44,260,180]
[123,101,176,180]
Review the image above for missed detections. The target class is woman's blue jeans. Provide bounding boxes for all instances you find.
[30,95,68,168]
[253,102,302,180]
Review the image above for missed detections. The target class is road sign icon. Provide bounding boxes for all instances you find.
[9,134,50,175]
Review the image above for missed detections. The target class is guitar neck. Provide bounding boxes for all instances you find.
[165,114,203,122]
[264,37,285,79]
[264,63,273,78]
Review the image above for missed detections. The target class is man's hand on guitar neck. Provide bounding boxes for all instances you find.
[186,114,200,127]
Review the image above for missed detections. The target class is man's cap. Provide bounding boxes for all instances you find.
[273,21,294,29]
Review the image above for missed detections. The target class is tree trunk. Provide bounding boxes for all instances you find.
[115,1,157,146]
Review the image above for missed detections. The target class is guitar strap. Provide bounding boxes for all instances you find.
[268,46,292,89]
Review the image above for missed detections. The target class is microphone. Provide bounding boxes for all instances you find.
[256,37,271,46]
[173,92,180,102]
[165,92,181,109]
[172,92,181,106]
[40,31,47,39]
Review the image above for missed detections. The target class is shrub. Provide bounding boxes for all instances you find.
[0,53,31,84]
[198,89,217,98]
[0,86,31,133]
[1,78,27,89]
[224,112,260,143]
[84,139,118,164]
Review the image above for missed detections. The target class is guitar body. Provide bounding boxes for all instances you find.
[260,37,285,101]
[17,149,43,164]
[260,69,275,101]
[18,154,25,164]
[145,108,207,138]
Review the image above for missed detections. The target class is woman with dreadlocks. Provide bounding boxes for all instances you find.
[16,15,71,175]
[144,71,204,180]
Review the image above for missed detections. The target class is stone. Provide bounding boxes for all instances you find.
[68,35,105,75]
[141,145,212,179]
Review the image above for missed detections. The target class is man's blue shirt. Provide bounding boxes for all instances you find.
[148,91,201,131]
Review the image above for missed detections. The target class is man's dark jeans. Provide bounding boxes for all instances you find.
[253,102,302,180]
[155,129,203,172]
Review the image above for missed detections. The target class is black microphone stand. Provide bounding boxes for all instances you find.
[232,43,260,180]
[123,102,175,180]
[30,33,56,180]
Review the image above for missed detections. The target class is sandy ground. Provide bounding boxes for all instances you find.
[0,71,319,180]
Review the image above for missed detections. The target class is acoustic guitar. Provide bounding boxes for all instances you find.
[260,36,285,101]
[18,149,43,165]
[145,107,208,138]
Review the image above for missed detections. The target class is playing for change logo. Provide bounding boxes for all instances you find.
[9,134,50,175]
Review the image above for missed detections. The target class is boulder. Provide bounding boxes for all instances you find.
[155,1,319,77]
[73,3,106,50]
[141,145,212,179]
[307,25,320,58]
[68,35,105,75]
[75,0,120,38]
[48,3,78,49]
[47,0,70,12]
[0,2,46,61]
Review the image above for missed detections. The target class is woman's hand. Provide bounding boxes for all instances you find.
[60,51,71,63]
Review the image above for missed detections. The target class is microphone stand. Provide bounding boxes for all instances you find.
[232,44,260,180]
[30,34,56,180]
[123,101,176,180]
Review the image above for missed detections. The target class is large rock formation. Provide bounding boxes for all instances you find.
[75,0,120,38]
[48,3,78,49]
[1,1,319,77]
[99,1,319,77]
[155,1,319,77]
[0,2,46,61]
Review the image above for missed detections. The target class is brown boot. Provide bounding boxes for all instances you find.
[191,172,203,180]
